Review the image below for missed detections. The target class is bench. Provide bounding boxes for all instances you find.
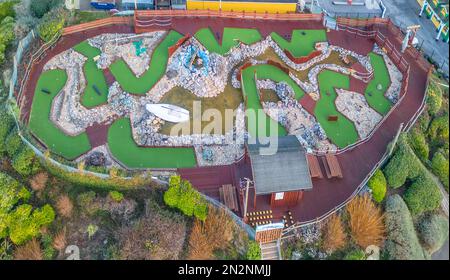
[307,154,323,179]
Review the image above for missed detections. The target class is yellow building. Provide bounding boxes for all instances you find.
[186,0,298,14]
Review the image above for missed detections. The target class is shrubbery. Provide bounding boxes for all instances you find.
[0,15,15,64]
[164,176,208,221]
[0,0,17,21]
[403,174,442,216]
[417,213,449,254]
[383,195,427,260]
[5,130,23,158]
[11,146,41,177]
[367,169,387,203]
[30,0,61,18]
[428,114,449,145]
[246,241,261,260]
[0,107,15,154]
[408,128,429,162]
[426,83,443,116]
[383,135,421,188]
[37,8,66,42]
[431,151,449,190]
[343,249,366,260]
[109,191,124,203]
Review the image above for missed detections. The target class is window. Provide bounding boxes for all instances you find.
[274,192,284,200]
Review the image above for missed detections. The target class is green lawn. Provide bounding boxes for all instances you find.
[364,52,392,115]
[73,41,109,108]
[29,69,91,160]
[271,29,327,58]
[107,118,197,169]
[194,27,262,55]
[109,30,184,95]
[315,70,359,148]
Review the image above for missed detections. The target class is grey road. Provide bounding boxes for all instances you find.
[382,0,449,77]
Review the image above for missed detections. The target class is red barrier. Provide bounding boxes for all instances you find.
[236,62,252,82]
[267,60,289,74]
[284,50,322,64]
[168,33,191,57]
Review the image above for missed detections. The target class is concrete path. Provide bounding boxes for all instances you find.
[382,0,449,77]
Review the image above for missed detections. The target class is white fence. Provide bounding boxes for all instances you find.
[8,30,36,100]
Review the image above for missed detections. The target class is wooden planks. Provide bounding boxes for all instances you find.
[307,154,323,179]
[325,154,343,178]
[220,184,239,212]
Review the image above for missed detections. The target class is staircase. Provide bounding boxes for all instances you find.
[260,240,282,260]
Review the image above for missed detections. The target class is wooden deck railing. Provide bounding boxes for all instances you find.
[62,17,134,35]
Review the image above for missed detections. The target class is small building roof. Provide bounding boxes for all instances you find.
[247,136,313,195]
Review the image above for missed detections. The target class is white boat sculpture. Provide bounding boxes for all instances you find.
[145,104,190,123]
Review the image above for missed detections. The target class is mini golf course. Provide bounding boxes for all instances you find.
[194,27,262,55]
[271,29,327,58]
[109,30,184,94]
[108,118,196,168]
[364,52,392,115]
[28,26,397,169]
[315,70,359,148]
[73,41,109,108]
[29,69,92,160]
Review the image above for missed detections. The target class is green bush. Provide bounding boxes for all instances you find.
[383,195,427,260]
[426,83,443,116]
[428,114,449,145]
[0,1,17,22]
[37,9,65,42]
[384,135,421,188]
[0,16,15,65]
[367,169,387,203]
[11,146,41,177]
[30,0,62,18]
[0,108,15,154]
[6,204,55,245]
[417,111,431,132]
[41,234,56,260]
[163,176,208,221]
[403,174,442,216]
[5,130,23,158]
[431,151,449,190]
[246,241,261,260]
[343,249,366,260]
[417,213,449,254]
[109,191,124,203]
[0,172,31,238]
[408,128,429,162]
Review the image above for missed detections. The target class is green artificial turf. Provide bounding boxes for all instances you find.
[314,70,359,148]
[109,30,184,95]
[29,69,91,159]
[73,41,101,58]
[241,64,309,138]
[73,41,109,108]
[81,59,109,107]
[271,29,327,58]
[364,52,392,115]
[107,118,197,169]
[194,27,262,55]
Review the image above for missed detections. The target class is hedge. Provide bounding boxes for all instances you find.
[426,82,443,116]
[163,176,208,221]
[37,8,65,42]
[417,213,449,254]
[0,107,15,154]
[431,151,449,190]
[246,241,262,260]
[403,174,442,216]
[383,135,421,188]
[383,195,427,260]
[367,169,387,203]
[5,130,23,158]
[408,128,429,162]
[11,146,41,177]
[428,114,449,145]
